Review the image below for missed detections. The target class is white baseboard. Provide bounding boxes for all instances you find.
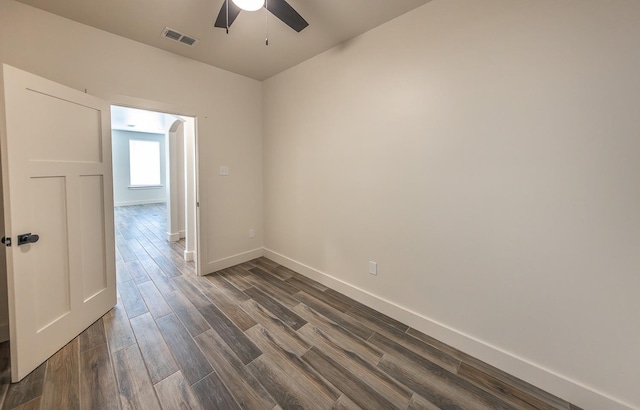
[168,231,186,242]
[203,248,263,276]
[114,199,166,207]
[184,250,196,262]
[0,324,8,343]
[262,248,634,410]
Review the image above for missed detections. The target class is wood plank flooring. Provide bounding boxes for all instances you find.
[0,203,580,410]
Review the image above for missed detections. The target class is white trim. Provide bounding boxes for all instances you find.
[128,185,163,190]
[114,199,166,207]
[0,324,8,343]
[262,248,635,410]
[179,230,186,239]
[166,232,180,242]
[184,250,196,262]
[203,248,263,276]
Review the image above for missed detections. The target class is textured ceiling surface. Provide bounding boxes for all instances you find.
[16,0,431,80]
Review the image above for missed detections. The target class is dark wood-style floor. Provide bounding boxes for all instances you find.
[0,203,580,410]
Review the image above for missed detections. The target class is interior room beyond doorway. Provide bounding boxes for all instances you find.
[110,105,197,267]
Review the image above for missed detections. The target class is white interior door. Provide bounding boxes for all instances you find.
[0,64,116,382]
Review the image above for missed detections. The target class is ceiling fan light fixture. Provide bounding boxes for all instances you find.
[231,0,265,12]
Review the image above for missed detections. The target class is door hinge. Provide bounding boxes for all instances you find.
[1,237,11,247]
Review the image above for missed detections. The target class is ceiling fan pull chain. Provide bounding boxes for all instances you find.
[265,0,269,45]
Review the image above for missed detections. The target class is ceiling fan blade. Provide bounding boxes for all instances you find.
[214,0,242,29]
[266,0,308,32]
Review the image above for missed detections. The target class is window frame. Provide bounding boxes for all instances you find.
[128,138,163,189]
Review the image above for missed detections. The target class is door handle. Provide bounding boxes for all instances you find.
[17,233,39,246]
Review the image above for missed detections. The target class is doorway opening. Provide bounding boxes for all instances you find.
[110,105,198,274]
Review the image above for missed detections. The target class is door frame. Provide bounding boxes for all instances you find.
[101,93,201,276]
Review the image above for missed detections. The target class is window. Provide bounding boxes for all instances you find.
[129,139,161,187]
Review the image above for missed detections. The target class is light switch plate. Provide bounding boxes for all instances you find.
[369,261,377,275]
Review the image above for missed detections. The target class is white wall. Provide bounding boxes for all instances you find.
[112,130,166,206]
[0,0,264,275]
[165,119,188,241]
[176,122,186,235]
[182,117,198,261]
[263,1,640,409]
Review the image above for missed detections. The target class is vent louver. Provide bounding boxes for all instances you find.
[161,27,199,47]
[179,36,197,46]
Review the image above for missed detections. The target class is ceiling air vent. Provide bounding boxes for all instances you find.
[179,36,197,46]
[161,27,199,47]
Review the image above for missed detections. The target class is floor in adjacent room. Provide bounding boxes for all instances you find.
[0,203,581,409]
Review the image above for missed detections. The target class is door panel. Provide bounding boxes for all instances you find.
[24,90,103,163]
[0,64,116,381]
[31,175,71,331]
[79,174,108,301]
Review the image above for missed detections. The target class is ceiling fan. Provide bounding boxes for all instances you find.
[214,0,309,33]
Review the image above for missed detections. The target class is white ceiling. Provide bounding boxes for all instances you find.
[111,105,177,134]
[16,0,431,80]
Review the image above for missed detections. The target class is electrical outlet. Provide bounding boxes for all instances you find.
[219,166,229,176]
[249,229,255,238]
[369,261,377,276]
